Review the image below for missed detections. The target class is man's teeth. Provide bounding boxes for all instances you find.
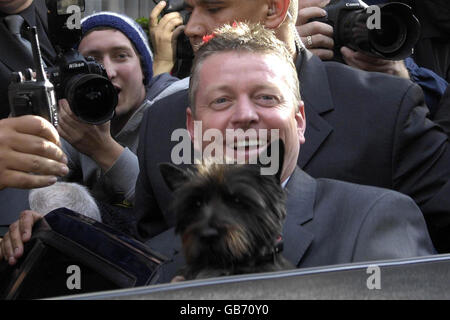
[232,139,267,149]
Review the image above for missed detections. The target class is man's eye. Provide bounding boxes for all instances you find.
[207,7,222,13]
[214,97,228,104]
[90,56,102,63]
[210,97,230,110]
[256,95,279,106]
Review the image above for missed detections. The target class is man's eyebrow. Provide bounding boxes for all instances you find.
[82,46,133,56]
[110,45,134,52]
[198,0,227,5]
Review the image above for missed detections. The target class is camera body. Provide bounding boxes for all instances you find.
[311,0,420,60]
[8,0,118,126]
[45,0,117,124]
[158,0,190,25]
[153,0,194,78]
[8,26,59,127]
[45,49,117,125]
[9,67,59,127]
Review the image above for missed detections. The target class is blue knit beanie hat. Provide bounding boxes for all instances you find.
[81,12,153,85]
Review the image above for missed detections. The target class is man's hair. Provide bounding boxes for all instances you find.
[29,182,102,222]
[188,22,301,115]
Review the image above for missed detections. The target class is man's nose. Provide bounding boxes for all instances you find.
[184,9,207,42]
[102,57,117,80]
[230,97,259,128]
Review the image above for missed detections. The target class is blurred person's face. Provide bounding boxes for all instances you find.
[78,29,146,120]
[0,0,32,14]
[184,0,271,51]
[186,51,306,183]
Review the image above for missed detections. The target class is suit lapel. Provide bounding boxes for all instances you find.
[282,167,316,266]
[297,50,334,168]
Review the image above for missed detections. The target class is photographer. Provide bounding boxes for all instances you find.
[296,0,448,117]
[58,12,184,213]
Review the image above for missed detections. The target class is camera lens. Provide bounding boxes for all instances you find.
[369,13,407,54]
[65,74,117,125]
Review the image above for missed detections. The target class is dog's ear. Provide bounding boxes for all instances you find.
[159,163,190,192]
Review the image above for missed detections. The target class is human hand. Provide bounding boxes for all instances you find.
[171,275,186,283]
[149,1,184,75]
[0,210,43,266]
[57,99,124,171]
[341,47,410,79]
[297,0,334,60]
[0,115,68,190]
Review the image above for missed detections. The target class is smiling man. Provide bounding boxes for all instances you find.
[1,23,435,276]
[133,0,450,254]
[144,23,434,282]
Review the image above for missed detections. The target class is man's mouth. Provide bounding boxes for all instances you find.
[228,138,268,150]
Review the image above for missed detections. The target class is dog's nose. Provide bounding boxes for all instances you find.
[199,227,219,240]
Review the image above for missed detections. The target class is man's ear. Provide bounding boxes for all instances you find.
[159,163,190,192]
[186,107,194,142]
[265,0,290,29]
[296,101,306,145]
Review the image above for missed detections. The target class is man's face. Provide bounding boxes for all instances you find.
[0,0,32,14]
[78,29,146,119]
[184,0,270,50]
[187,51,305,183]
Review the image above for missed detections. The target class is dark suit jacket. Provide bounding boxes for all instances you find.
[0,0,55,227]
[434,84,450,136]
[135,49,450,252]
[145,168,435,284]
[0,0,55,118]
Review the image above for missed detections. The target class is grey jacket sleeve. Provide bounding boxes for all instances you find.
[102,147,139,204]
[352,191,436,263]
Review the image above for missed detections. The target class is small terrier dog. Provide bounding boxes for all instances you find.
[159,141,293,280]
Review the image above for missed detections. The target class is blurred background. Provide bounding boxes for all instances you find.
[84,0,156,19]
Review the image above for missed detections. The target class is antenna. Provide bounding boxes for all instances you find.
[28,26,47,82]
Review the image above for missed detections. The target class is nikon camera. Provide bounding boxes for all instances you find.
[9,0,118,126]
[311,0,421,61]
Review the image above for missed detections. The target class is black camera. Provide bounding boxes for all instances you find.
[311,0,420,60]
[9,0,117,126]
[44,0,118,125]
[8,27,59,127]
[153,0,194,78]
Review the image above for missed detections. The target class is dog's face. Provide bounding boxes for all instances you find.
[159,141,286,271]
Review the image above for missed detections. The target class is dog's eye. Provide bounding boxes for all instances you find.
[195,200,202,207]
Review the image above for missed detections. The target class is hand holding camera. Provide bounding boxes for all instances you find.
[149,1,184,76]
[297,0,420,64]
[297,0,335,60]
[57,99,124,172]
[151,0,193,79]
[0,115,68,191]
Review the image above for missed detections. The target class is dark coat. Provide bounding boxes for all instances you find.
[134,49,450,252]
